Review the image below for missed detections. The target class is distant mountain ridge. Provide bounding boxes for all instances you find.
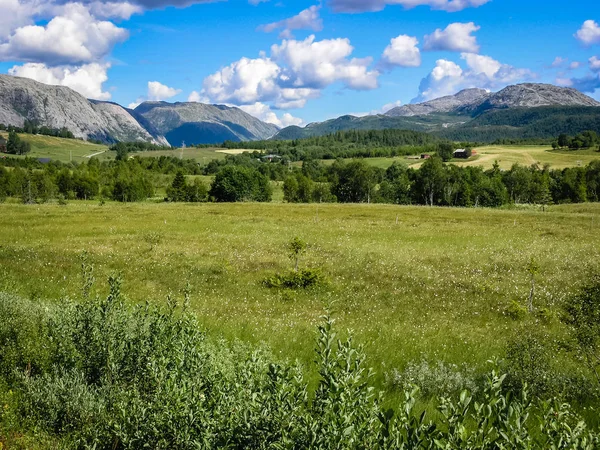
[385,84,599,118]
[274,83,600,141]
[0,75,279,146]
[134,102,279,146]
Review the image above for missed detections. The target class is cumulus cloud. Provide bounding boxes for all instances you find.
[8,62,112,100]
[271,35,379,90]
[238,102,303,128]
[381,35,421,68]
[147,81,181,100]
[259,5,323,39]
[415,53,532,101]
[329,0,491,13]
[423,22,480,53]
[128,81,181,107]
[200,34,378,113]
[202,56,283,105]
[0,3,128,66]
[590,56,600,72]
[575,20,600,45]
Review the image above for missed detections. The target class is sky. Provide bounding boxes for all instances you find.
[0,0,599,128]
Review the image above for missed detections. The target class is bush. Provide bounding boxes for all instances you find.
[209,165,272,202]
[1,279,600,448]
[387,360,479,397]
[263,268,326,289]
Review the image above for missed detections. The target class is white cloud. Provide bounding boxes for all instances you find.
[128,80,181,107]
[461,53,501,77]
[8,62,112,100]
[239,102,303,128]
[555,78,573,87]
[575,20,600,45]
[415,53,532,101]
[271,35,379,90]
[551,56,567,68]
[590,56,600,72]
[259,5,323,39]
[569,61,581,70]
[200,35,378,113]
[0,3,128,66]
[423,22,480,53]
[202,56,282,105]
[381,35,421,68]
[147,81,181,100]
[188,90,210,102]
[329,0,491,13]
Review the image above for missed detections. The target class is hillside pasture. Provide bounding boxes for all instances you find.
[0,201,598,393]
[0,132,110,162]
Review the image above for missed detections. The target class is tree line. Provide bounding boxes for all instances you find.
[553,131,600,150]
[281,157,600,207]
[0,121,75,139]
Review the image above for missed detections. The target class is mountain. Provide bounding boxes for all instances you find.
[0,74,279,147]
[273,83,600,141]
[0,75,168,145]
[385,88,490,117]
[134,102,280,146]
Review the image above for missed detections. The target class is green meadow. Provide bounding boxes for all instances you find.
[1,201,599,392]
[0,132,110,163]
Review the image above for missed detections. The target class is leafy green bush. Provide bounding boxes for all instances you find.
[0,280,599,448]
[263,268,326,289]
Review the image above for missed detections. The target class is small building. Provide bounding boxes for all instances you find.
[453,149,470,159]
[420,154,431,159]
[262,154,282,162]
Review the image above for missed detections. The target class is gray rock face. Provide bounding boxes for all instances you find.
[386,83,600,118]
[474,83,600,111]
[386,89,491,117]
[0,74,168,145]
[134,102,280,146]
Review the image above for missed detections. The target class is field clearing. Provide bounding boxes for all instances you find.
[313,146,600,171]
[134,146,227,162]
[1,201,599,392]
[0,132,110,163]
[215,148,261,155]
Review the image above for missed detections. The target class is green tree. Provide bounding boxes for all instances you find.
[167,170,188,202]
[209,166,272,202]
[437,142,455,162]
[6,130,20,154]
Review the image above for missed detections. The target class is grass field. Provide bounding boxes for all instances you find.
[134,146,227,162]
[359,146,600,170]
[1,201,599,394]
[1,132,110,163]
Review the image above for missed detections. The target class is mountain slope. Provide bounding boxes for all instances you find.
[134,102,279,146]
[0,75,168,145]
[386,88,490,117]
[274,83,600,141]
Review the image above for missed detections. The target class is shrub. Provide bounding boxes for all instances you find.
[209,165,272,202]
[263,268,326,289]
[1,279,600,448]
[506,299,528,320]
[387,360,479,397]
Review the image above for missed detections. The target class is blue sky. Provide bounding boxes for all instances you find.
[0,0,599,127]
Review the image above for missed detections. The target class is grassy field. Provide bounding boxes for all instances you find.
[134,147,228,162]
[1,201,599,394]
[1,132,110,163]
